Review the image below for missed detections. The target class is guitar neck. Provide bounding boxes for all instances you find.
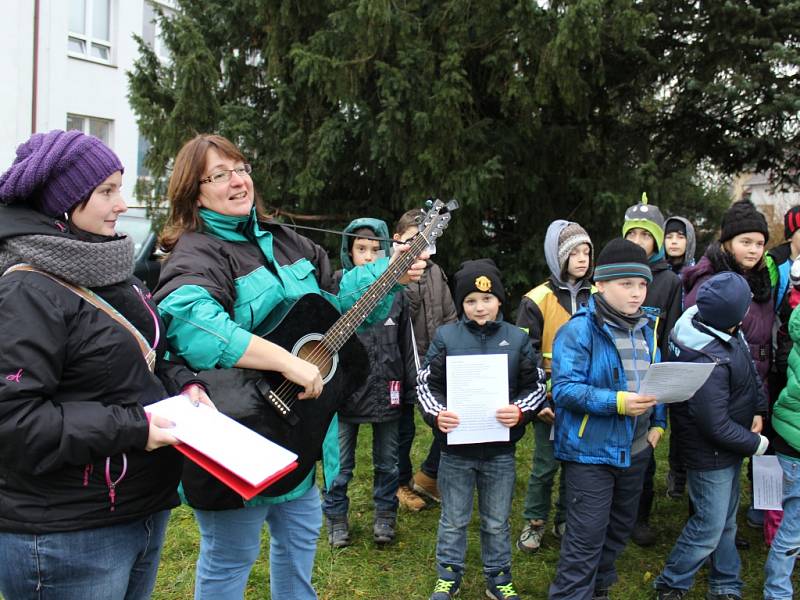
[322,234,429,353]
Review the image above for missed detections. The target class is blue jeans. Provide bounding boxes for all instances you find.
[322,419,399,516]
[194,485,321,600]
[655,461,743,596]
[549,447,651,600]
[764,454,800,600]
[0,510,170,600]
[435,450,516,580]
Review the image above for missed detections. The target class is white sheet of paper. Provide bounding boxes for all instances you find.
[638,362,716,404]
[446,354,509,445]
[145,395,297,485]
[753,455,784,511]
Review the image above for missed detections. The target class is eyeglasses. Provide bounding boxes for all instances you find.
[198,163,252,185]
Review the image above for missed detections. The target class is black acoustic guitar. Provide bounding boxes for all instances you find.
[182,200,457,507]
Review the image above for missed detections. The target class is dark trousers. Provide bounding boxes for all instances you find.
[398,402,441,485]
[668,405,687,486]
[549,447,652,600]
[636,452,656,524]
[398,403,416,486]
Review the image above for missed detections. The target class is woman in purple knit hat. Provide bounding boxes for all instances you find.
[0,130,211,599]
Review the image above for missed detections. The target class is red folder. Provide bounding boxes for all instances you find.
[175,443,299,500]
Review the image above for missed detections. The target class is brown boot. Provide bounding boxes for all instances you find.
[397,485,426,511]
[412,471,440,502]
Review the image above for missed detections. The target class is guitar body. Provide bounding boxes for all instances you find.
[181,294,368,508]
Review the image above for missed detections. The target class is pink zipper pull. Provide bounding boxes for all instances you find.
[108,485,116,511]
[83,464,93,486]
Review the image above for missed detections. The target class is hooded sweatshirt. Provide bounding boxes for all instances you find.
[664,216,697,276]
[517,220,593,374]
[336,218,417,422]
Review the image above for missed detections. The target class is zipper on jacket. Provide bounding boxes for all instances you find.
[133,284,160,350]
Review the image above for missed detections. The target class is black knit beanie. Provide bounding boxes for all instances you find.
[453,258,505,316]
[720,200,769,244]
[593,238,652,282]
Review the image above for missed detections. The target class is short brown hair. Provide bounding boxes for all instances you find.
[395,208,424,236]
[160,134,267,251]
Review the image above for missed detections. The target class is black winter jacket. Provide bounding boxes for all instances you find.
[416,316,546,458]
[645,255,683,358]
[338,289,418,422]
[668,307,766,471]
[0,206,195,533]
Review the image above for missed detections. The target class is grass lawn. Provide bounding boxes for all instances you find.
[150,412,776,599]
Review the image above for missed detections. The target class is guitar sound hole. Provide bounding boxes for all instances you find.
[296,341,334,379]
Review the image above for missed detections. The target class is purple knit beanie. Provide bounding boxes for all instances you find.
[0,129,124,217]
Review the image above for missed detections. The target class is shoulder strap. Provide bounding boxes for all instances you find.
[4,264,156,372]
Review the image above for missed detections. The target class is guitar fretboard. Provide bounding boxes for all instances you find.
[321,231,432,353]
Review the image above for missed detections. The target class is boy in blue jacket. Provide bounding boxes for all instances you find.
[549,239,666,600]
[417,259,546,600]
[654,272,769,600]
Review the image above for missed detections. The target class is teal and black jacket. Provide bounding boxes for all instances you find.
[155,208,397,506]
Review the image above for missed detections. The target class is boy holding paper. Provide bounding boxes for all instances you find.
[654,272,769,600]
[549,238,665,600]
[417,258,546,600]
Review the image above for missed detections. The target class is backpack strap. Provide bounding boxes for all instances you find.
[4,264,156,372]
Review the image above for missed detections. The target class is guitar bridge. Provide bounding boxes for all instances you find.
[267,390,300,426]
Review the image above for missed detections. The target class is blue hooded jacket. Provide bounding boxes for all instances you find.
[551,295,666,467]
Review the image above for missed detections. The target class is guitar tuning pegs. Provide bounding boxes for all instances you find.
[446,199,460,211]
[425,198,434,209]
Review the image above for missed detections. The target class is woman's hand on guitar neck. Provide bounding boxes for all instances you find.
[391,243,429,285]
[234,335,323,400]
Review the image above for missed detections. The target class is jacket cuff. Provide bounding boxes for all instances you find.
[616,391,627,415]
[218,328,252,369]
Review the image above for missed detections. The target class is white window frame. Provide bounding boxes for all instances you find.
[142,0,175,62]
[68,0,114,65]
[66,114,114,147]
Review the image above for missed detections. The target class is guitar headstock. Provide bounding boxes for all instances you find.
[415,198,459,248]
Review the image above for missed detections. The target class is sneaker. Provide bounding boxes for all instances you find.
[734,534,750,550]
[397,484,427,511]
[413,471,441,503]
[591,587,610,600]
[746,506,764,528]
[430,569,461,600]
[373,511,397,545]
[631,521,656,547]
[517,520,546,553]
[666,470,685,499]
[552,521,566,539]
[705,594,741,600]
[326,515,350,548]
[485,571,520,600]
[656,588,688,600]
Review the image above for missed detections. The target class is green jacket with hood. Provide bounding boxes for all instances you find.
[155,208,397,506]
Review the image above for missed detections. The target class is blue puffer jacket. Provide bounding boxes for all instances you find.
[552,296,666,468]
[668,306,766,470]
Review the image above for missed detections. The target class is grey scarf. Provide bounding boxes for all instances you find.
[0,233,135,287]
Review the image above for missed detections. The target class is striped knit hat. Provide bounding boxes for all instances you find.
[785,205,800,240]
[594,238,652,283]
[0,129,123,218]
[557,222,593,275]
